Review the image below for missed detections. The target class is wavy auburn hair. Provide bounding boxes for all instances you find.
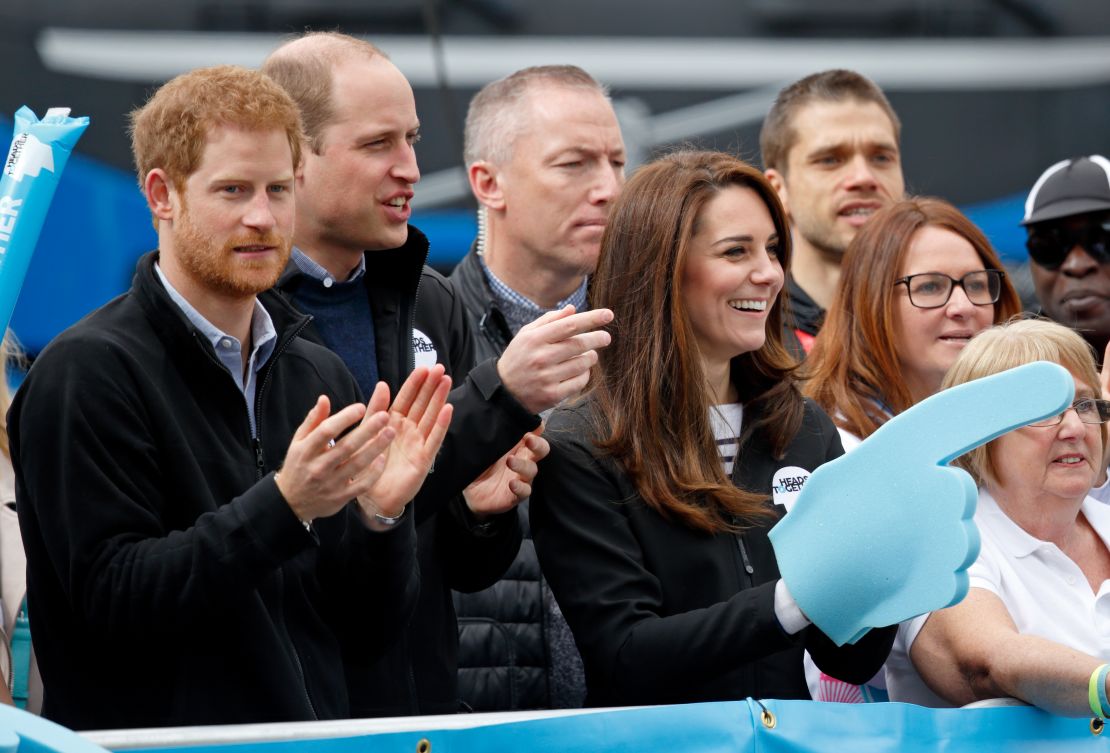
[587,150,803,534]
[805,197,1022,440]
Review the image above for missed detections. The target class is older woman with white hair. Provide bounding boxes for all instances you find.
[890,318,1110,716]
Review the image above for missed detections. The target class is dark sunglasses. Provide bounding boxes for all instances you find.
[1026,218,1110,270]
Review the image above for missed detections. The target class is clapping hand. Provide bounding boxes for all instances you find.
[276,397,395,524]
[356,364,454,521]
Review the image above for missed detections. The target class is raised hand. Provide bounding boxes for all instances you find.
[276,396,395,524]
[769,361,1074,646]
[463,427,550,519]
[357,365,454,520]
[497,305,614,415]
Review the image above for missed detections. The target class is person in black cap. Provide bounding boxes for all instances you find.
[1022,155,1110,360]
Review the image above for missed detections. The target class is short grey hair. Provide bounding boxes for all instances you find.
[463,65,610,167]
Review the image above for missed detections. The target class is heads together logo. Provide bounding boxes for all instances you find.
[412,328,438,368]
[5,133,55,183]
[772,466,811,511]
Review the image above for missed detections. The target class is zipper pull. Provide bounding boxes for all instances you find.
[738,536,755,574]
[253,438,266,476]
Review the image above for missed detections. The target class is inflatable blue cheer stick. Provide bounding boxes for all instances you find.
[769,361,1073,646]
[0,107,89,335]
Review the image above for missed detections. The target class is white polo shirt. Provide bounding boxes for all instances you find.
[886,487,1110,705]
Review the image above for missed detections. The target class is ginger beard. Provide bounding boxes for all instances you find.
[172,196,292,298]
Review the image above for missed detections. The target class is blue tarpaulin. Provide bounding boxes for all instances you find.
[2,699,1108,753]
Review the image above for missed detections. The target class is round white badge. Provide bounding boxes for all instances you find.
[771,466,811,513]
[412,328,439,368]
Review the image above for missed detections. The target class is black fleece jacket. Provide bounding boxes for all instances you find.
[11,252,419,730]
[531,397,896,707]
[273,227,539,716]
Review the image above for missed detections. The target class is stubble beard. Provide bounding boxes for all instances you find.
[792,211,850,263]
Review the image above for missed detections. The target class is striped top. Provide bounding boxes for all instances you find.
[709,403,743,476]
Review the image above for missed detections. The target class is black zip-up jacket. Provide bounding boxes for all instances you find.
[450,244,513,367]
[274,227,538,716]
[10,252,419,730]
[448,245,582,711]
[531,397,896,707]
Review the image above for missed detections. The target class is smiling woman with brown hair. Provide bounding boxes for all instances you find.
[530,150,895,707]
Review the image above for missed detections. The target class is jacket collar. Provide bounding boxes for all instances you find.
[275,225,430,301]
[132,250,313,354]
[453,244,513,349]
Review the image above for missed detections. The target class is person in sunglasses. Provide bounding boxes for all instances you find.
[1022,155,1110,361]
[803,197,1022,702]
[890,318,1110,716]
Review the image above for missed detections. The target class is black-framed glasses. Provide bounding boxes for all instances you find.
[1026,218,1110,270]
[893,270,1004,309]
[1028,398,1110,427]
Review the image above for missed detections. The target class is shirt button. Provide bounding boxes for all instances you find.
[220,338,233,349]
[1067,576,1078,585]
[323,277,334,288]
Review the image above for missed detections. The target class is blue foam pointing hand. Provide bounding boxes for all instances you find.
[768,361,1074,646]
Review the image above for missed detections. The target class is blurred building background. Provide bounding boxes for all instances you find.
[1,0,1108,354]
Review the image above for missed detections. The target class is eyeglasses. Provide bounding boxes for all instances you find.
[1028,398,1110,427]
[893,270,1004,309]
[1026,218,1110,270]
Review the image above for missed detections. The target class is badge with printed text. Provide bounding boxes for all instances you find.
[412,328,438,368]
[771,466,810,512]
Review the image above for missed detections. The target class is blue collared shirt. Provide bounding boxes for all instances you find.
[154,263,278,437]
[291,247,367,286]
[478,254,588,336]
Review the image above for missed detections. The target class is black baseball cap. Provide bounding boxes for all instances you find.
[1021,155,1110,226]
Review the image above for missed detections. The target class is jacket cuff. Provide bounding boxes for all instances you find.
[234,472,318,567]
[468,357,542,427]
[458,498,518,537]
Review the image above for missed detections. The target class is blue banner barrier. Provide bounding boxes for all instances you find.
[0,700,1103,753]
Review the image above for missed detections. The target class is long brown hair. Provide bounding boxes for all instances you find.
[587,150,804,533]
[805,197,1023,439]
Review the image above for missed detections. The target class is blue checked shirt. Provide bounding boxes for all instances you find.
[479,254,588,336]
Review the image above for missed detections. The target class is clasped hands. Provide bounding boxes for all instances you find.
[276,365,453,528]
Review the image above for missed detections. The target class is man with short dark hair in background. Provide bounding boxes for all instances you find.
[760,69,905,352]
[1021,155,1110,361]
[449,64,626,711]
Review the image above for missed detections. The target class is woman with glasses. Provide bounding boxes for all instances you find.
[529,151,895,707]
[900,318,1110,716]
[806,197,1022,452]
[803,197,1022,703]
